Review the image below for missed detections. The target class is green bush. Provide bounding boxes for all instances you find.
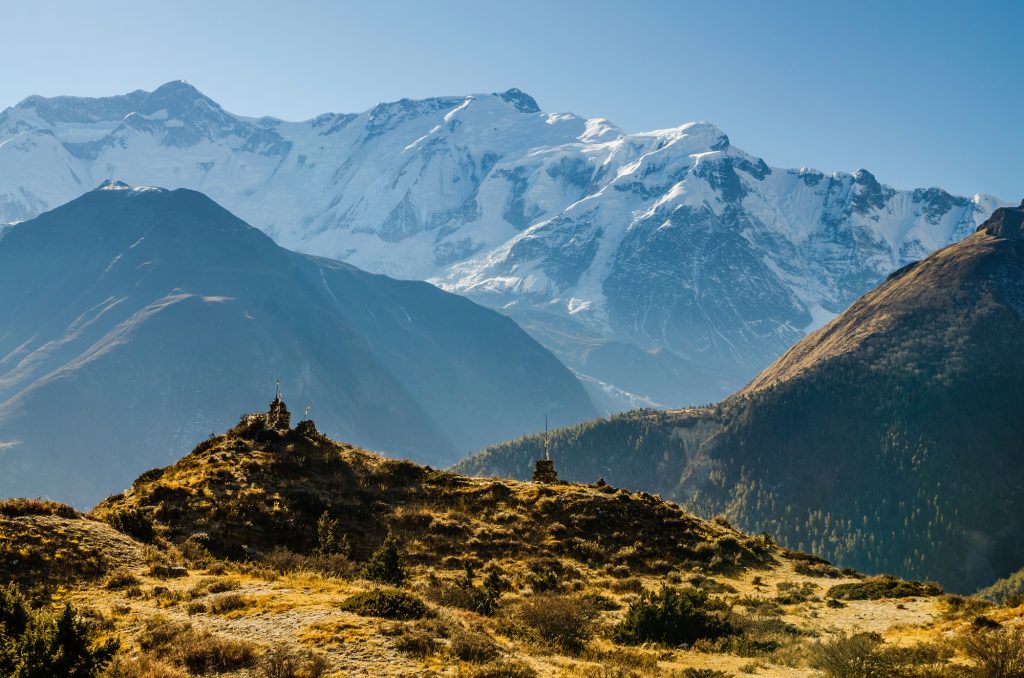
[363,534,407,586]
[826,576,943,601]
[612,586,733,646]
[0,585,118,677]
[340,588,429,620]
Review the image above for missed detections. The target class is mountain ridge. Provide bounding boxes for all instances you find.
[0,183,595,506]
[0,82,1005,408]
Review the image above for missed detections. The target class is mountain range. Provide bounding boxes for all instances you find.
[456,202,1024,593]
[0,183,594,506]
[0,81,1005,408]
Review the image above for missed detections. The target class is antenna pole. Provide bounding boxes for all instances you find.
[544,413,550,462]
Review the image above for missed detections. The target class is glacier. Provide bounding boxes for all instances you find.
[0,80,1004,408]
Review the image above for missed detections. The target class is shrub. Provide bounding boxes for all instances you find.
[0,498,78,518]
[263,547,355,579]
[147,564,188,579]
[775,581,818,604]
[613,586,733,647]
[941,594,995,620]
[104,571,141,591]
[340,588,429,620]
[0,586,118,677]
[523,568,561,593]
[794,561,844,578]
[175,633,257,674]
[424,565,501,615]
[208,593,251,614]
[466,661,538,678]
[688,574,738,594]
[136,614,257,672]
[809,633,890,678]
[958,627,1024,677]
[681,671,733,678]
[809,632,949,678]
[1005,593,1024,608]
[256,645,329,678]
[104,508,156,543]
[609,577,644,594]
[179,535,213,564]
[581,645,658,671]
[394,627,439,658]
[315,512,350,557]
[504,593,597,654]
[104,655,189,678]
[450,627,500,662]
[364,534,407,586]
[188,576,240,597]
[826,576,942,601]
[580,591,620,611]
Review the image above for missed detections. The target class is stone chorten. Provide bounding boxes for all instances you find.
[267,382,291,431]
[531,417,559,484]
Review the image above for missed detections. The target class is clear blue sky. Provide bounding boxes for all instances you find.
[4,0,1022,199]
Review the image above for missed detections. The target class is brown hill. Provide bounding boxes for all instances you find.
[93,401,773,575]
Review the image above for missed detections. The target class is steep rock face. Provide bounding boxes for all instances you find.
[0,184,595,506]
[0,82,1004,406]
[457,205,1024,593]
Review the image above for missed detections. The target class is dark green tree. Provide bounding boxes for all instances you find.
[0,587,118,677]
[315,511,350,557]
[363,533,407,586]
[613,586,732,646]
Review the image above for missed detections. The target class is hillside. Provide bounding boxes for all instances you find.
[4,401,1019,677]
[457,202,1024,594]
[0,81,1004,408]
[0,183,594,506]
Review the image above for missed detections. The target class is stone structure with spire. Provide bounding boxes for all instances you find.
[267,379,291,431]
[531,415,559,484]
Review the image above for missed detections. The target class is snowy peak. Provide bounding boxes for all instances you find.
[12,80,214,125]
[0,83,1007,409]
[495,88,541,113]
[140,80,216,114]
[95,179,164,193]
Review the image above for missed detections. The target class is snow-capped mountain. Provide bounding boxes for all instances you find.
[0,81,1003,406]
